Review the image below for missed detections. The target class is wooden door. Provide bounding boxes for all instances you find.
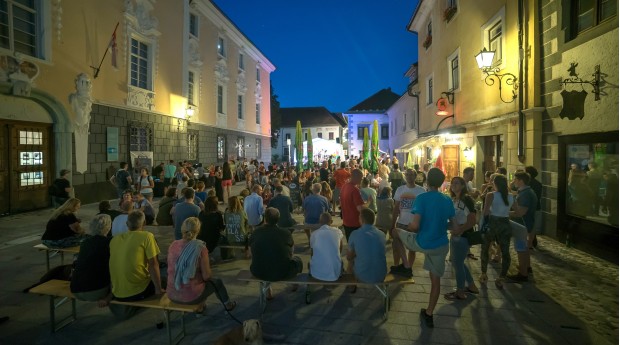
[8,123,52,213]
[442,145,460,182]
[0,123,8,215]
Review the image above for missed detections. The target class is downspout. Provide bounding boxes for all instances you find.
[517,0,525,162]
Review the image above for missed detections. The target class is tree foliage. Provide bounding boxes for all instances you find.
[270,82,281,148]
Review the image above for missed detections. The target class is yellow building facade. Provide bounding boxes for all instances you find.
[0,0,275,212]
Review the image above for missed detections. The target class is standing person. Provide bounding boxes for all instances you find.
[198,196,225,254]
[394,168,457,328]
[137,168,155,203]
[390,169,426,277]
[222,161,234,203]
[164,160,177,193]
[319,161,329,183]
[41,198,86,248]
[388,164,405,198]
[340,169,366,240]
[320,181,333,213]
[244,184,265,229]
[360,178,377,213]
[525,166,543,247]
[444,177,480,301]
[50,169,73,207]
[346,208,387,292]
[508,171,538,282]
[166,217,236,312]
[268,185,297,230]
[309,212,344,281]
[302,183,331,243]
[333,162,351,215]
[479,174,514,289]
[110,162,132,200]
[109,211,164,319]
[462,167,481,199]
[172,188,201,240]
[375,187,394,234]
[152,162,165,181]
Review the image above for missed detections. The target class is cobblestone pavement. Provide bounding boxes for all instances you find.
[0,182,617,344]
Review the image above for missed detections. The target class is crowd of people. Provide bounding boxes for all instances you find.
[40,155,549,328]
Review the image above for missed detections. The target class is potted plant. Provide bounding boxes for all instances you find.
[423,35,432,49]
[444,6,457,22]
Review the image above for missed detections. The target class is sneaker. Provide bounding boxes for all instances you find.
[506,274,528,283]
[420,308,434,328]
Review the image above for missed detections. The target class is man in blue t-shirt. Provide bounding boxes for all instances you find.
[302,183,330,242]
[396,168,456,328]
[171,188,200,240]
[347,208,387,288]
[508,171,538,282]
[110,162,132,199]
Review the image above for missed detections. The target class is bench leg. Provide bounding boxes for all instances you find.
[164,310,186,345]
[259,281,271,317]
[374,284,390,320]
[304,284,311,304]
[49,296,76,333]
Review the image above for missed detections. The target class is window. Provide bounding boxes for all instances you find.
[189,13,198,37]
[393,119,397,135]
[217,36,225,57]
[318,133,323,139]
[447,0,457,7]
[238,53,244,70]
[20,171,43,186]
[411,106,417,129]
[427,77,433,105]
[217,84,225,114]
[255,103,260,124]
[187,132,198,160]
[402,114,407,132]
[357,126,368,140]
[19,130,42,145]
[256,138,261,158]
[256,68,261,82]
[237,95,244,119]
[448,49,460,91]
[129,124,152,151]
[188,71,196,106]
[488,22,502,65]
[130,38,150,90]
[570,0,617,38]
[20,151,43,165]
[304,132,308,141]
[381,124,389,139]
[482,9,505,68]
[237,137,245,158]
[285,133,291,141]
[0,0,43,58]
[217,135,226,160]
[427,21,432,37]
[329,132,334,140]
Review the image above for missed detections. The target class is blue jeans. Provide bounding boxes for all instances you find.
[450,235,474,290]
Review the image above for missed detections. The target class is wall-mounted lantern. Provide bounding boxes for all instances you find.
[474,48,518,103]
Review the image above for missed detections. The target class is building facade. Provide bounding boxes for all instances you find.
[390,63,420,166]
[0,0,275,213]
[406,0,618,260]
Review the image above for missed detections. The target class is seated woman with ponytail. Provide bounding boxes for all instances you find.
[166,217,237,312]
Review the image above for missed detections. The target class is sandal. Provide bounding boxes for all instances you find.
[224,301,237,312]
[465,286,480,295]
[467,253,478,260]
[444,292,467,301]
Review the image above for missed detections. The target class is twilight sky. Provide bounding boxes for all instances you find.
[212,0,420,113]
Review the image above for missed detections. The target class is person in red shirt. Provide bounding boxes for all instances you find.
[333,162,351,214]
[340,169,367,240]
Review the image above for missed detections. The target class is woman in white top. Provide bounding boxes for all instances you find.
[138,168,154,202]
[480,174,514,289]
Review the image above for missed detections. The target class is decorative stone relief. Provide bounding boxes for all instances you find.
[126,0,159,34]
[237,118,245,131]
[54,0,63,42]
[215,59,229,83]
[255,81,262,102]
[236,70,247,94]
[127,85,155,110]
[217,113,227,128]
[188,38,203,67]
[0,55,39,96]
[69,73,93,173]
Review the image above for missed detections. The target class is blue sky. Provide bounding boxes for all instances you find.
[212,0,419,113]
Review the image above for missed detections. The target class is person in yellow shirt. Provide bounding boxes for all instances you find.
[109,210,164,319]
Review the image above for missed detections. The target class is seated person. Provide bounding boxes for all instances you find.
[224,196,250,247]
[302,183,330,242]
[194,181,207,203]
[309,212,343,281]
[132,191,155,225]
[166,217,236,312]
[109,210,164,319]
[41,198,86,248]
[346,208,387,291]
[267,185,297,230]
[198,196,225,253]
[156,187,176,226]
[97,200,122,223]
[70,214,113,306]
[250,207,303,283]
[111,201,133,237]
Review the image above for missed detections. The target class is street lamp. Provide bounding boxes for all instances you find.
[474,48,518,103]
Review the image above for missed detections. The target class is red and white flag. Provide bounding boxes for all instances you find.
[109,23,119,69]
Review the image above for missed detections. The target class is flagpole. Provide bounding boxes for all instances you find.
[91,22,119,79]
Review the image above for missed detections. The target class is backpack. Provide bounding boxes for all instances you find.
[48,180,61,196]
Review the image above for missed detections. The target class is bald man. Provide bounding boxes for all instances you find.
[339,169,367,240]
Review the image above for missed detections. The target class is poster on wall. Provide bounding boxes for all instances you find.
[130,151,153,182]
[107,127,119,162]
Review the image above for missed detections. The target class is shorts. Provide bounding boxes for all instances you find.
[397,229,449,277]
[342,225,360,241]
[221,179,233,187]
[510,220,528,252]
[163,178,172,187]
[333,188,341,204]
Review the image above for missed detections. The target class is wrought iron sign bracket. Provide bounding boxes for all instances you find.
[560,64,601,101]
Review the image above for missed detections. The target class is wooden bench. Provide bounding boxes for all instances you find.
[236,270,414,320]
[33,244,80,270]
[29,280,202,345]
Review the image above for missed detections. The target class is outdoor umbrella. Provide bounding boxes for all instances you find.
[370,120,379,174]
[295,120,303,173]
[362,127,370,170]
[306,129,313,169]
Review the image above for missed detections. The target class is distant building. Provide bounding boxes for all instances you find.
[275,107,347,164]
[343,88,400,159]
[390,63,420,166]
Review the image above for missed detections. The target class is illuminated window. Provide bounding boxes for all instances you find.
[20,171,44,186]
[217,36,225,57]
[237,137,245,158]
[130,38,150,90]
[19,131,42,145]
[129,124,152,151]
[188,132,197,160]
[20,151,43,166]
[256,139,261,158]
[217,135,226,160]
